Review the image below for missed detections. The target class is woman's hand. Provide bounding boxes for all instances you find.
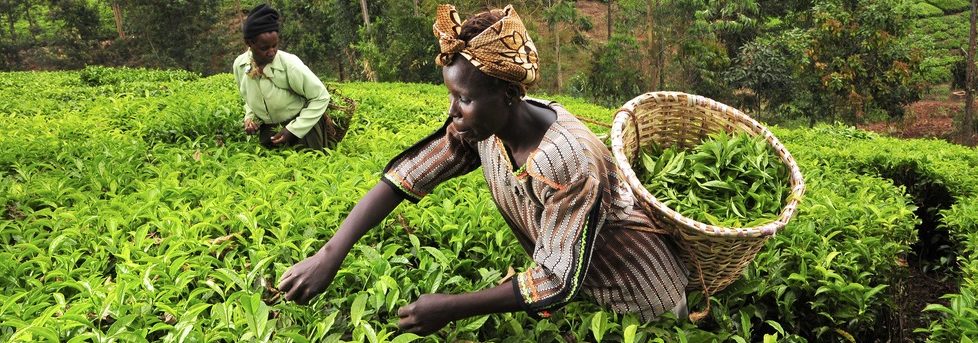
[271,127,295,145]
[397,294,456,335]
[244,118,259,134]
[278,183,405,306]
[277,247,343,305]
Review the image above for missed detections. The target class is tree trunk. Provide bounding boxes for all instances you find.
[337,57,346,81]
[646,0,656,91]
[607,0,612,40]
[359,0,370,26]
[23,1,37,43]
[413,0,419,16]
[964,0,977,145]
[554,23,562,91]
[658,43,665,89]
[235,0,243,22]
[112,2,125,39]
[7,12,16,43]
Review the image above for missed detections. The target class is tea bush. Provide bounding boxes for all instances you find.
[924,0,970,12]
[923,197,978,341]
[911,2,946,17]
[777,124,978,342]
[1,68,977,342]
[913,12,971,51]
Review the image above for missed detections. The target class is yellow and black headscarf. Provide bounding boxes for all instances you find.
[433,4,540,86]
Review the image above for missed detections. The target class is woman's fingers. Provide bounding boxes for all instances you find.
[397,303,413,318]
[297,288,316,305]
[277,269,297,290]
[271,133,287,144]
[397,316,416,331]
[279,268,293,282]
[283,278,306,302]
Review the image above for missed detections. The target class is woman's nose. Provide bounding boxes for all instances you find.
[448,99,461,118]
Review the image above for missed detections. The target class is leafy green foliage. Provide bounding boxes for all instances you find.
[725,33,803,114]
[923,198,978,341]
[925,0,971,12]
[913,12,972,50]
[79,65,200,86]
[116,0,225,73]
[575,34,648,107]
[911,2,947,18]
[638,133,789,227]
[354,1,441,83]
[910,10,971,84]
[2,69,978,342]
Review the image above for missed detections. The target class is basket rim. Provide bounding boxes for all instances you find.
[610,91,806,238]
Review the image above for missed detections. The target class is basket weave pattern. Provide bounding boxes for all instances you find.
[610,92,805,295]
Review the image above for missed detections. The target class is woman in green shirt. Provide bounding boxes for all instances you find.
[234,4,333,150]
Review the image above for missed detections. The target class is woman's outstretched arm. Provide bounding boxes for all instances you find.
[397,281,522,335]
[277,181,403,304]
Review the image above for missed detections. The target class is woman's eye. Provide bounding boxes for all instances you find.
[459,97,471,104]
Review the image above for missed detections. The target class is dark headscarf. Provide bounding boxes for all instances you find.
[243,4,280,40]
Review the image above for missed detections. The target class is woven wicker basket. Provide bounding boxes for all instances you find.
[610,92,806,299]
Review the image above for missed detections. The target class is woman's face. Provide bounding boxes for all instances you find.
[247,31,279,66]
[443,58,511,143]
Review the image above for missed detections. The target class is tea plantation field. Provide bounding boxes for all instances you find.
[911,0,973,81]
[2,68,977,342]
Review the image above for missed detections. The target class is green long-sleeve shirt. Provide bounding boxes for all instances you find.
[233,50,330,138]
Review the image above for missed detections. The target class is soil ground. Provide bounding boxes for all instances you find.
[891,259,960,342]
[859,88,976,146]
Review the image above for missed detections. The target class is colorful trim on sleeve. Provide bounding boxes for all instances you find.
[382,172,424,203]
[512,275,551,319]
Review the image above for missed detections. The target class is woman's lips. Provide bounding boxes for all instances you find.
[454,129,471,140]
[451,123,471,137]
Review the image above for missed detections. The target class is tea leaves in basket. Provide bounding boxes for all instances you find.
[638,132,790,228]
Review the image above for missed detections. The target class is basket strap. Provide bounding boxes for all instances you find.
[686,244,712,322]
[622,225,669,235]
[574,114,612,129]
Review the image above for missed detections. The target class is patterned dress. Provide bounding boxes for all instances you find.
[383,98,688,320]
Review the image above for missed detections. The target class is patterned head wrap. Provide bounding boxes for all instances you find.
[433,4,540,86]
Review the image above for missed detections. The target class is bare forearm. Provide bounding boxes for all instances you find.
[448,282,523,319]
[323,182,403,255]
[398,281,523,334]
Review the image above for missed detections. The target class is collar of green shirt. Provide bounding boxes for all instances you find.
[239,50,288,79]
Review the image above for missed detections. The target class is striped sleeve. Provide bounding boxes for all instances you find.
[382,118,481,203]
[515,174,604,316]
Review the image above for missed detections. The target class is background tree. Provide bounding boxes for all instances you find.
[0,0,956,137]
[46,0,106,68]
[543,0,591,91]
[354,0,440,83]
[799,0,924,125]
[725,32,803,118]
[579,33,648,106]
[117,0,224,73]
[110,1,124,39]
[962,0,976,144]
